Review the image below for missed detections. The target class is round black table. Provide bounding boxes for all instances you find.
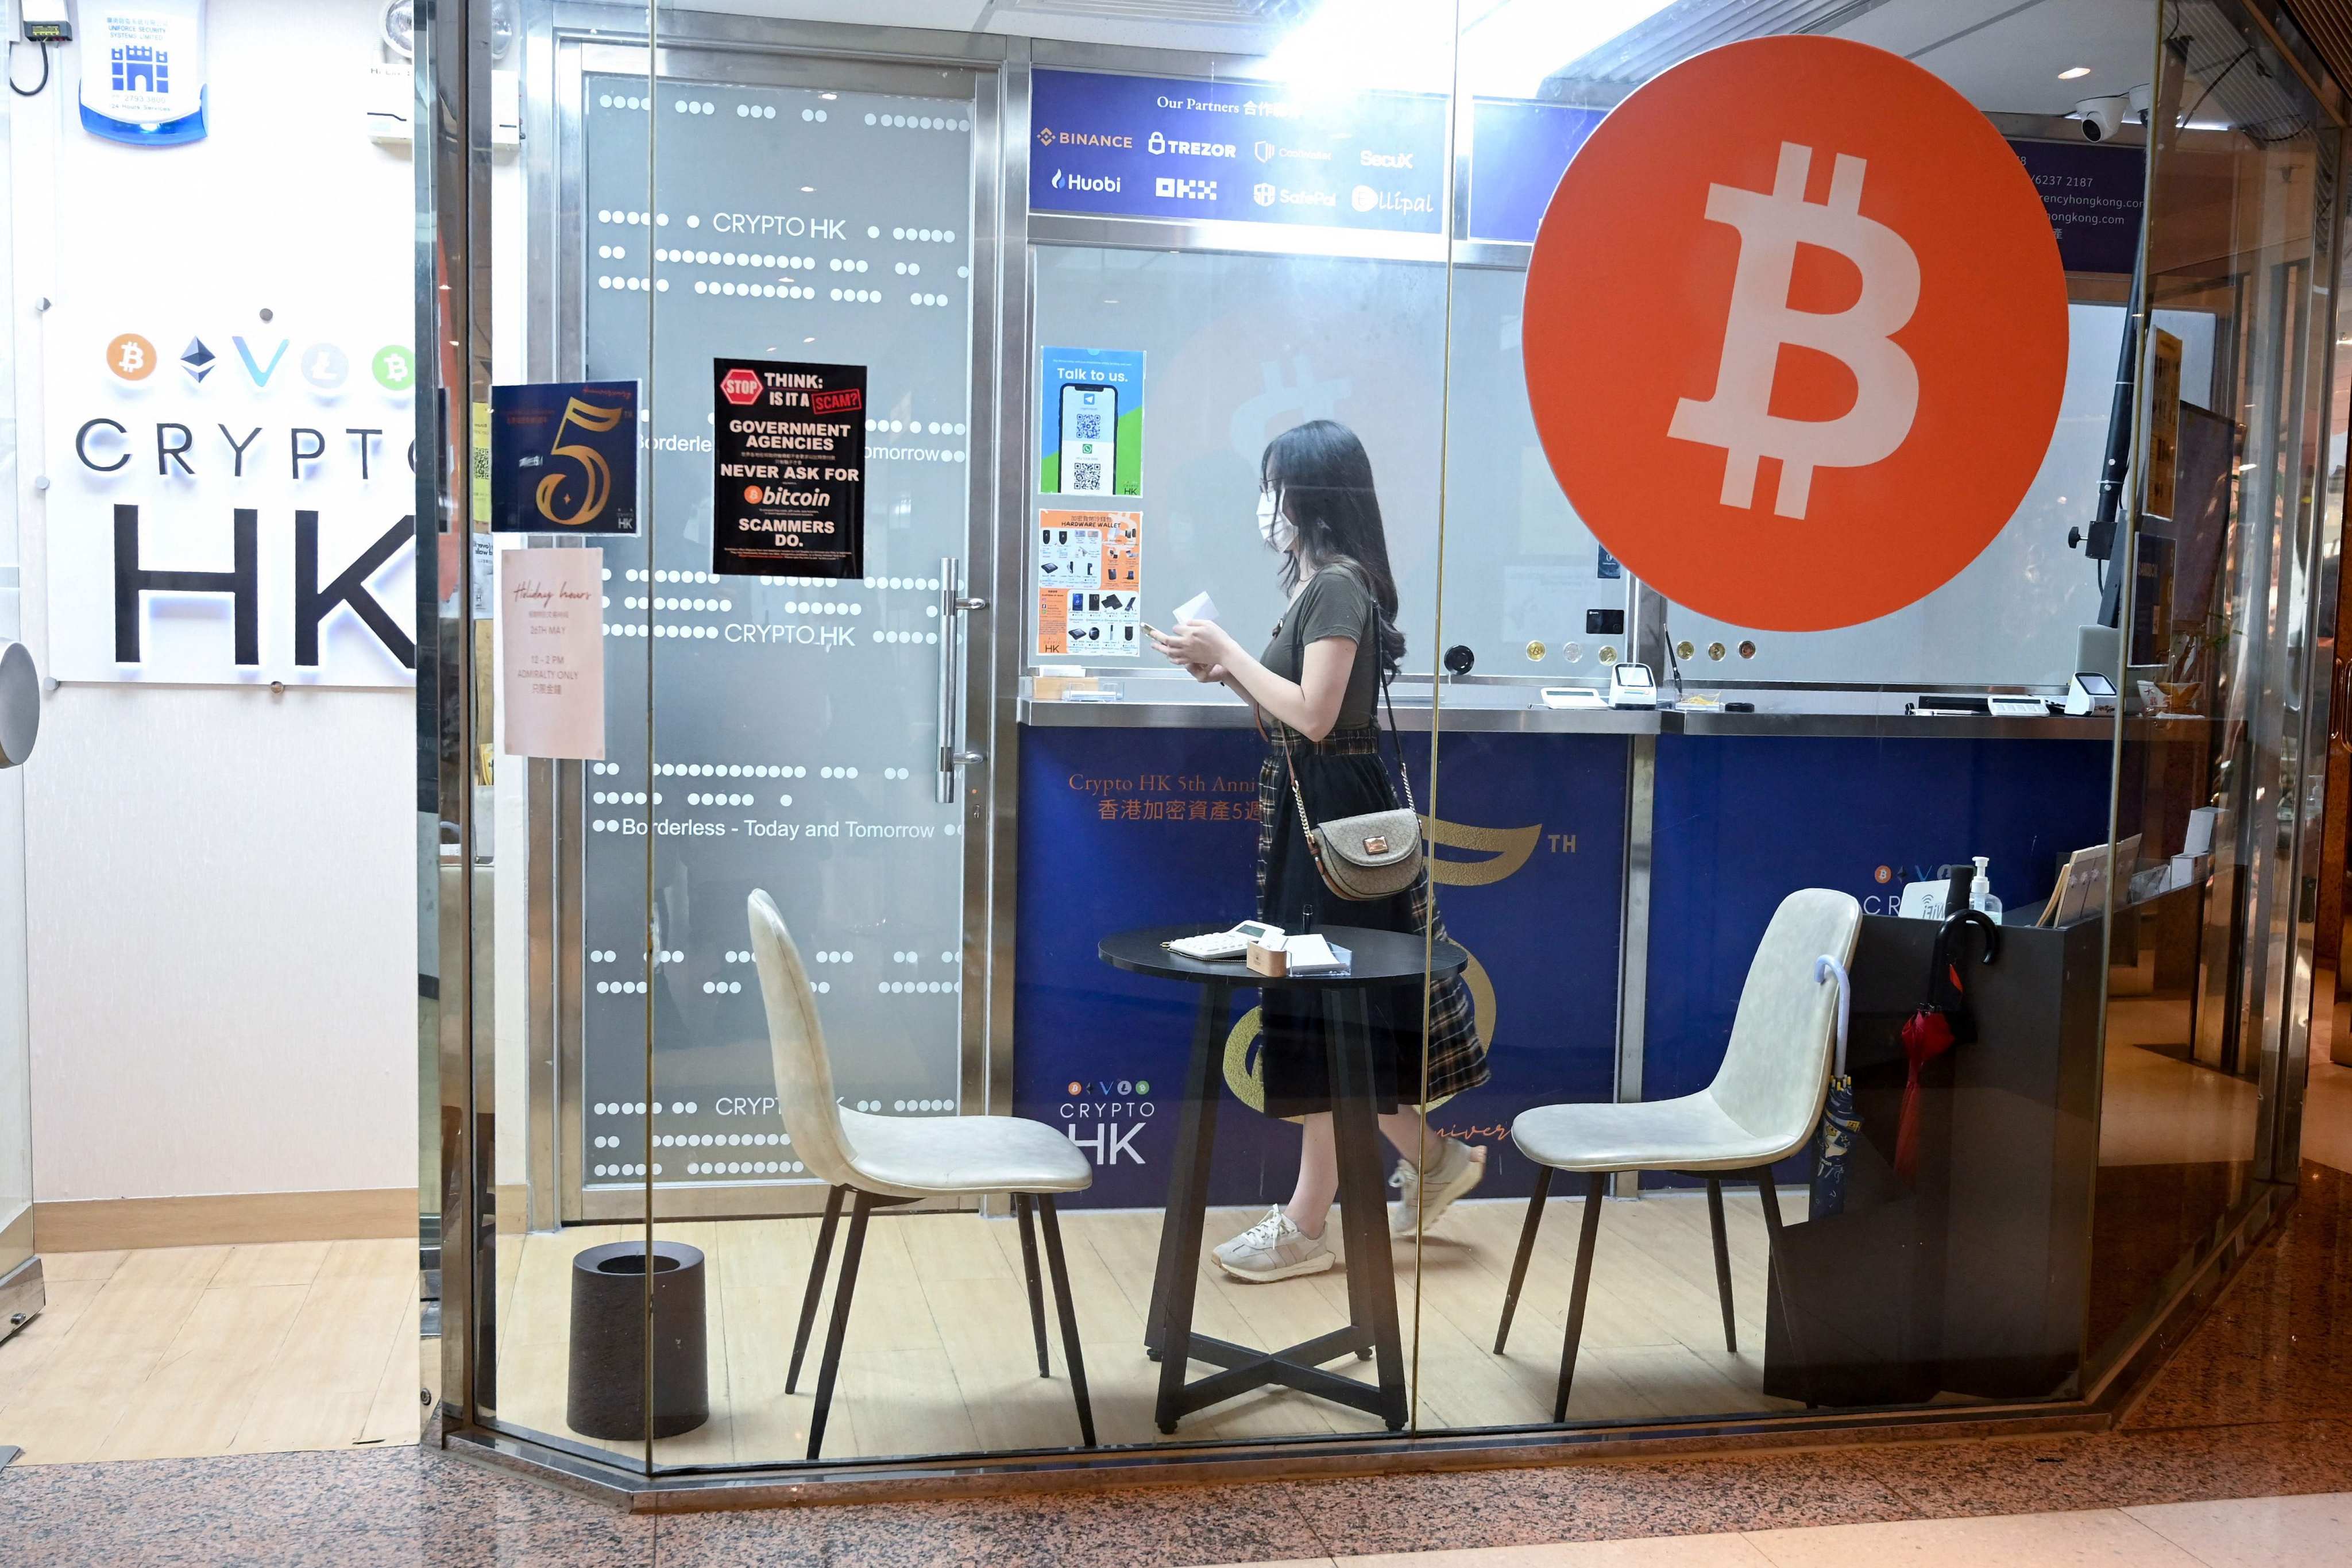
[1099,923,1468,1434]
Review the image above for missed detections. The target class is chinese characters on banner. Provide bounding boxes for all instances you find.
[1036,508,1142,657]
[499,547,607,759]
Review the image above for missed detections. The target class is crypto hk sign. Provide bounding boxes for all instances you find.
[1523,37,2067,632]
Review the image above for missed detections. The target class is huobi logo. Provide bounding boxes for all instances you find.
[1060,1076,1156,1166]
[1051,169,1121,194]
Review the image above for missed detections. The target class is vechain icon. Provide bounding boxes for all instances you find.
[372,344,415,392]
[299,343,350,392]
[105,333,156,382]
[1520,35,2065,632]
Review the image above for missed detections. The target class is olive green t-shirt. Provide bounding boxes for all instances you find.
[1262,567,1380,732]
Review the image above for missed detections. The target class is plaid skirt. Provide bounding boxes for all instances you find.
[1254,725,1489,1117]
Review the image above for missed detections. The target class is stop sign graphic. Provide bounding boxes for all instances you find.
[719,367,763,406]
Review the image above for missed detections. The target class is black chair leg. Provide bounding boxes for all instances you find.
[1036,1195,1096,1447]
[1493,1164,1552,1353]
[1552,1171,1608,1423]
[787,1184,845,1395]
[806,1189,873,1461]
[1015,1193,1051,1377]
[1705,1175,1737,1354]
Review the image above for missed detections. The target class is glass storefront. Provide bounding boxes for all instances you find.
[416,0,2347,1484]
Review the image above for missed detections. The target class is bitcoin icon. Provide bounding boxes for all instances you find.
[106,333,156,382]
[1667,143,1920,520]
[1521,36,2066,632]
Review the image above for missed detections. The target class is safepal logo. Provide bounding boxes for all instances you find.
[1253,181,1275,208]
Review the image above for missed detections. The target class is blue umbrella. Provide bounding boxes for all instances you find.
[1811,954,1856,1219]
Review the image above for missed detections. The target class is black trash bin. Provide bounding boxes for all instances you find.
[566,1239,709,1440]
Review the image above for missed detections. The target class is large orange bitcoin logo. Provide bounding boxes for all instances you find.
[1523,36,2067,632]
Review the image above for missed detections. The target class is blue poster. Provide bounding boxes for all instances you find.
[488,380,640,535]
[1029,68,1447,233]
[2010,140,2146,276]
[1465,99,1602,245]
[1462,101,2141,274]
[1037,346,1144,496]
[1013,725,1627,1210]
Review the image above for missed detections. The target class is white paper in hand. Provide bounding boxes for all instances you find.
[1173,590,1219,625]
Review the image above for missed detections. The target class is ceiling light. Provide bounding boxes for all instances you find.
[2059,66,2091,80]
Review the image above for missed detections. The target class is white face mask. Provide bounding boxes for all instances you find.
[1257,488,1296,552]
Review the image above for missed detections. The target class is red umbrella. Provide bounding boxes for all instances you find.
[1895,912,1999,1183]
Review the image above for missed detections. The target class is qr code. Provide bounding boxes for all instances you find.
[1073,413,1103,441]
[1071,462,1103,490]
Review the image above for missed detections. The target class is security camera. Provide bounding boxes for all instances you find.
[2075,95,2130,141]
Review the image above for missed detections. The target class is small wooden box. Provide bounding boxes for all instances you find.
[1245,941,1288,978]
[1032,675,1102,701]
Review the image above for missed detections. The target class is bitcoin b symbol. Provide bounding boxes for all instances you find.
[106,333,157,383]
[1667,141,1921,520]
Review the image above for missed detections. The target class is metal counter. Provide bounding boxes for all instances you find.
[1018,679,2133,740]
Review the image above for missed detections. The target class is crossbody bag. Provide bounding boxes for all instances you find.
[1274,589,1422,902]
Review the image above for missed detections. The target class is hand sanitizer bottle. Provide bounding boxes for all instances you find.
[1970,856,2003,924]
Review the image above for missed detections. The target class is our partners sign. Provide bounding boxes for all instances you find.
[49,327,418,686]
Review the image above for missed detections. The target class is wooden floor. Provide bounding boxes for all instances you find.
[0,1191,1786,1467]
[489,1189,1794,1465]
[0,1239,424,1464]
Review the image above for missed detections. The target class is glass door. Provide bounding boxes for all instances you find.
[565,44,991,1222]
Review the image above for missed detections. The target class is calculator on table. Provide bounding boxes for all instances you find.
[1164,921,1281,960]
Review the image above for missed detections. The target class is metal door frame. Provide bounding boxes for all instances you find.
[529,10,1011,1224]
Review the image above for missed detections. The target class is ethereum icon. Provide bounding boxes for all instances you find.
[180,337,217,384]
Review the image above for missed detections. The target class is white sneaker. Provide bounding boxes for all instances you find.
[1212,1206,1338,1282]
[1389,1138,1486,1237]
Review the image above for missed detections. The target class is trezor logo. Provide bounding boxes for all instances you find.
[1668,142,1920,520]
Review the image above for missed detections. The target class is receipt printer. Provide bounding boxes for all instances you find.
[2064,671,2118,717]
[1608,662,1658,709]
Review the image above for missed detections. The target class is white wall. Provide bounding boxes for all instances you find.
[13,0,416,1201]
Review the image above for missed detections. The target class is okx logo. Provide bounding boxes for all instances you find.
[1522,36,2065,632]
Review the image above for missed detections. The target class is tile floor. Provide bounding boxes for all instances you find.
[3,1161,2348,1566]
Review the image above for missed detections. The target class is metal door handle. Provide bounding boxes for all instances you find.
[936,557,985,802]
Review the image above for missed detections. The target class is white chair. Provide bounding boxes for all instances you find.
[747,890,1096,1458]
[1493,888,1861,1420]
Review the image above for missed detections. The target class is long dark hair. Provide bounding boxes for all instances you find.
[1260,419,1406,678]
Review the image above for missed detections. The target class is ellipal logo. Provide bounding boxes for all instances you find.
[1351,183,1380,214]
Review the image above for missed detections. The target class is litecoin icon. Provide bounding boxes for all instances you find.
[299,342,349,392]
